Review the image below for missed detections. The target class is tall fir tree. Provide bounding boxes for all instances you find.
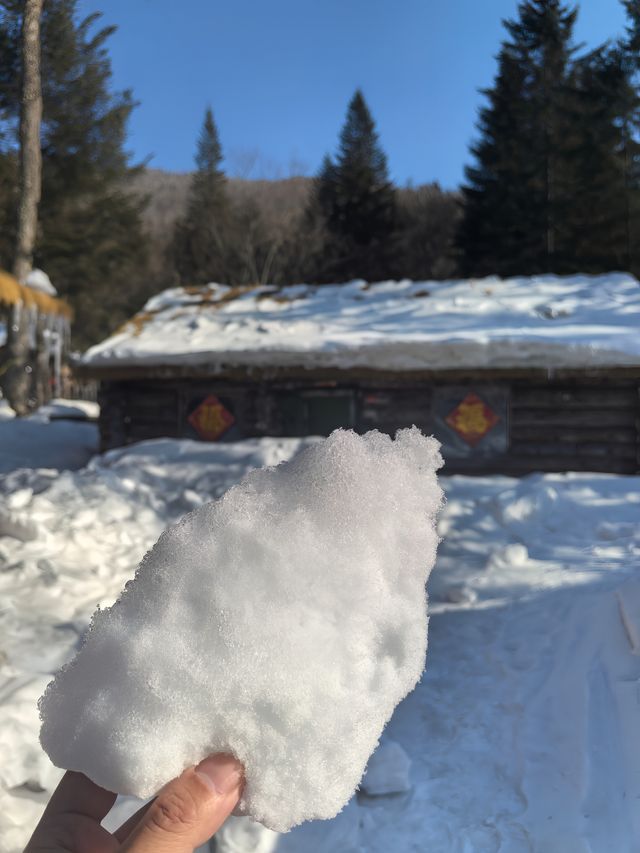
[549,0,640,275]
[562,45,636,273]
[313,90,397,282]
[171,107,231,285]
[618,0,640,275]
[457,50,532,276]
[458,0,579,276]
[396,184,461,280]
[0,0,150,348]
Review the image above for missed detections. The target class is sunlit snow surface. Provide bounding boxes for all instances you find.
[0,399,98,473]
[82,274,640,371]
[2,436,640,851]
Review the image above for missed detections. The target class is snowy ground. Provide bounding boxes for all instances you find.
[0,398,98,473]
[1,430,640,852]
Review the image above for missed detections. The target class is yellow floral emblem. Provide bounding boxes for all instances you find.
[445,392,500,447]
[188,395,235,441]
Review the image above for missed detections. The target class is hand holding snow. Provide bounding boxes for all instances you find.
[38,427,443,831]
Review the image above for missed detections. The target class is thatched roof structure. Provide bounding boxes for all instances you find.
[0,269,73,407]
[0,269,72,320]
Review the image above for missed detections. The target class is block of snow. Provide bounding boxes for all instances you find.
[360,739,412,796]
[41,399,100,421]
[24,268,57,296]
[0,399,15,421]
[0,505,39,542]
[487,543,529,569]
[598,521,636,541]
[38,428,443,832]
[213,816,279,853]
[443,584,478,605]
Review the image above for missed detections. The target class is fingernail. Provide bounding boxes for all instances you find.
[195,753,244,796]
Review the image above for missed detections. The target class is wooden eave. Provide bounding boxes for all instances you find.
[76,360,640,385]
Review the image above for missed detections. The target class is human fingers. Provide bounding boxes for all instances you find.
[113,800,153,843]
[24,771,118,853]
[119,754,244,853]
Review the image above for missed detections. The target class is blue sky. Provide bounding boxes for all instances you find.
[77,0,628,188]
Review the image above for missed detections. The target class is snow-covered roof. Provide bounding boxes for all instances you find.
[82,273,640,373]
[25,268,57,296]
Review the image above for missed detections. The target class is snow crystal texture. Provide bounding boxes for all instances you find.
[39,428,443,832]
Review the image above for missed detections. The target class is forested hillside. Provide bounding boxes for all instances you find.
[130,168,459,293]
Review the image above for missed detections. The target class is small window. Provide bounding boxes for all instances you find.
[306,393,355,435]
[278,391,355,436]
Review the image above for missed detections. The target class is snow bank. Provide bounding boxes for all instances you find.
[39,428,443,831]
[82,274,640,371]
[24,269,56,296]
[39,398,99,421]
[0,400,98,474]
[0,399,15,421]
[360,739,412,796]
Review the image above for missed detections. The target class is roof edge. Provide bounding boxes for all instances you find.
[75,362,640,383]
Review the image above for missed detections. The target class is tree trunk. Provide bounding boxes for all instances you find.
[14,0,43,283]
[34,315,51,407]
[3,0,44,416]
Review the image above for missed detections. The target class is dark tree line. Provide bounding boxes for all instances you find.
[458,0,640,278]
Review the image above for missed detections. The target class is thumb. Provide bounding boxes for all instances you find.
[120,754,244,853]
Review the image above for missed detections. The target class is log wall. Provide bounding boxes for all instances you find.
[97,372,640,475]
[507,380,639,474]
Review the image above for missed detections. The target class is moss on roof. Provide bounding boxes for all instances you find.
[0,269,73,319]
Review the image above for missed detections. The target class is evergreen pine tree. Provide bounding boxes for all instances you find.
[458,0,579,276]
[171,107,231,285]
[396,184,461,280]
[556,1,640,275]
[562,45,635,272]
[313,90,397,282]
[457,50,532,276]
[618,0,640,274]
[623,0,640,55]
[0,0,150,348]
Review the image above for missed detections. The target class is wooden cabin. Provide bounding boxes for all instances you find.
[79,274,640,475]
